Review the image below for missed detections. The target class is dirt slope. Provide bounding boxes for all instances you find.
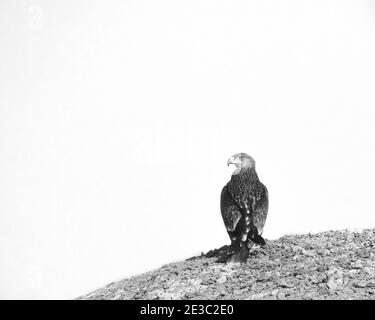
[77,229,375,300]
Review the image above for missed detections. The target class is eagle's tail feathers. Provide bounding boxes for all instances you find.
[252,235,266,247]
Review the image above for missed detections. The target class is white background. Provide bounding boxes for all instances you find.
[1,0,375,299]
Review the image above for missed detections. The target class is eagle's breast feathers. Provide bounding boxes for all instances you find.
[225,170,268,237]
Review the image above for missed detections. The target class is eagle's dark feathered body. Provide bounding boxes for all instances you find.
[220,153,269,263]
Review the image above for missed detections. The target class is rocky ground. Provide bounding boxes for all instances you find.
[78,229,375,300]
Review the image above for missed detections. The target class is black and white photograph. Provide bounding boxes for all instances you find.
[1,0,375,308]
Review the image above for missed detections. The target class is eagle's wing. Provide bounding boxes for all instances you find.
[220,185,242,233]
[253,185,269,236]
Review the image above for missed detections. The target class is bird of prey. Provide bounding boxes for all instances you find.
[220,153,269,263]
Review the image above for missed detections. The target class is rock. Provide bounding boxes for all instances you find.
[363,267,375,276]
[217,275,227,284]
[327,277,343,291]
[248,292,268,300]
[292,245,303,253]
[326,267,344,291]
[277,292,286,299]
[348,269,359,277]
[257,272,272,282]
[111,293,123,300]
[302,249,315,257]
[277,279,292,288]
[353,260,363,269]
[353,281,367,288]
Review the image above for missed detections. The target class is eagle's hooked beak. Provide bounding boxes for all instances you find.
[227,156,236,166]
[227,156,242,167]
[227,158,232,166]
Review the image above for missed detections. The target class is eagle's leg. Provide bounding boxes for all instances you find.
[229,236,240,253]
[226,243,249,264]
[225,232,250,264]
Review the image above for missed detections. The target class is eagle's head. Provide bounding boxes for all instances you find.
[227,153,255,174]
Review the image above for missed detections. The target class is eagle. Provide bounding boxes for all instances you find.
[220,153,269,263]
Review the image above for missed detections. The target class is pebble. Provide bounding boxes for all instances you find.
[277,292,286,299]
[271,289,279,296]
[217,275,227,284]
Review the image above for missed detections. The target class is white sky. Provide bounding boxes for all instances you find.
[1,0,375,299]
